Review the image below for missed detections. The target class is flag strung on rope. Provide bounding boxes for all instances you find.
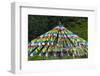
[28,25,88,57]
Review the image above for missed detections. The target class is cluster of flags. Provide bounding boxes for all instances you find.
[28,25,88,58]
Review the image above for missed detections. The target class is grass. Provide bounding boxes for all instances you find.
[28,55,88,61]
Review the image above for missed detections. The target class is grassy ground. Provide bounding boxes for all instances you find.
[28,55,87,61]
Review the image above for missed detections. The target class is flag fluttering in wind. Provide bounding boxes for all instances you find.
[28,25,88,59]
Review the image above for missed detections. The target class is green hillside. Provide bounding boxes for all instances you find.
[28,15,88,42]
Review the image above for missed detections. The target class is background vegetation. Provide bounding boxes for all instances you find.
[28,15,88,42]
